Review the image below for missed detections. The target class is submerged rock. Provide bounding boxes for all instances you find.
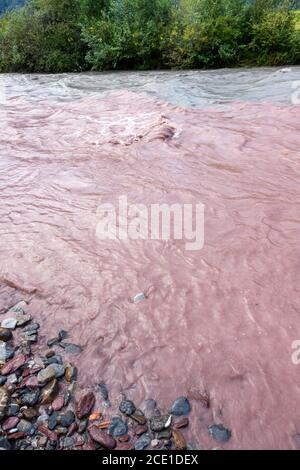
[172,429,187,450]
[170,397,191,416]
[76,391,95,419]
[1,318,17,330]
[208,424,232,443]
[150,415,171,432]
[39,379,59,405]
[1,354,26,375]
[119,399,136,416]
[134,435,151,450]
[109,417,128,437]
[0,327,12,343]
[88,426,116,449]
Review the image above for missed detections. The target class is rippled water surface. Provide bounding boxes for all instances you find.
[0,67,300,449]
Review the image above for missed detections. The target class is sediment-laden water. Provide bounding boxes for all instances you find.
[0,67,300,449]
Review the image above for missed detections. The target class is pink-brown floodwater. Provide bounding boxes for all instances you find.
[0,68,300,449]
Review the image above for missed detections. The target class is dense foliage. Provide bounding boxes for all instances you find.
[0,0,299,72]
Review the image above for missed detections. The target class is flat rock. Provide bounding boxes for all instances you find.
[1,354,26,375]
[88,426,116,449]
[134,435,151,450]
[16,315,32,327]
[76,391,95,419]
[2,416,19,431]
[37,364,65,384]
[20,389,40,406]
[1,318,17,330]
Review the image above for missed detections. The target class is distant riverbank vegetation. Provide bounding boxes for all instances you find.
[0,0,299,72]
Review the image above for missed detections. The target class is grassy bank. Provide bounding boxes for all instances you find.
[0,0,299,73]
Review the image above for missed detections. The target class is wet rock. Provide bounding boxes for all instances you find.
[76,391,95,419]
[173,417,189,429]
[0,386,9,419]
[61,343,83,355]
[20,389,40,406]
[48,412,59,430]
[65,363,77,383]
[151,439,160,449]
[0,327,12,342]
[63,437,75,449]
[108,417,128,437]
[45,350,55,359]
[39,379,59,405]
[88,426,116,449]
[22,408,39,420]
[21,375,39,388]
[131,409,146,425]
[6,373,17,385]
[135,424,148,436]
[170,397,191,416]
[208,424,232,443]
[7,403,19,416]
[59,410,75,428]
[38,425,58,442]
[9,301,27,315]
[17,419,32,434]
[78,419,88,434]
[293,434,300,449]
[118,434,130,442]
[67,422,78,437]
[37,364,65,384]
[1,354,26,375]
[47,336,61,348]
[18,341,31,356]
[172,429,187,450]
[0,437,11,450]
[150,415,171,432]
[116,442,134,450]
[52,396,64,412]
[16,315,32,327]
[1,318,17,330]
[2,416,19,431]
[98,382,109,401]
[45,355,63,366]
[58,330,68,341]
[119,399,136,416]
[157,428,172,440]
[142,398,158,419]
[133,293,146,303]
[7,431,26,440]
[134,435,151,450]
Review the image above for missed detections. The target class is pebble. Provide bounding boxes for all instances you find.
[157,428,172,440]
[208,424,232,443]
[76,391,95,419]
[119,399,136,416]
[142,398,158,419]
[9,301,27,314]
[131,409,146,425]
[150,415,171,432]
[170,397,191,416]
[0,327,12,342]
[39,378,59,405]
[78,419,88,434]
[7,403,20,416]
[61,343,83,355]
[2,416,20,431]
[64,363,77,383]
[1,318,17,330]
[20,390,40,406]
[172,429,187,450]
[59,410,75,427]
[173,416,189,429]
[45,350,55,359]
[48,412,59,430]
[0,376,7,386]
[6,373,18,384]
[67,422,78,437]
[52,396,64,412]
[88,426,116,449]
[134,435,151,450]
[16,315,32,327]
[1,354,27,375]
[38,425,58,442]
[135,423,148,436]
[17,419,33,434]
[22,408,39,420]
[109,417,128,437]
[63,437,75,449]
[0,437,12,450]
[133,293,146,303]
[37,364,65,384]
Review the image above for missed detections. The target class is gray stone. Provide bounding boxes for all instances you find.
[119,399,136,416]
[150,415,171,432]
[6,373,18,384]
[59,410,75,427]
[17,419,33,434]
[16,315,32,327]
[109,417,128,437]
[20,390,40,406]
[170,397,191,416]
[135,435,151,450]
[1,318,17,330]
[37,364,65,384]
[23,323,39,332]
[208,424,232,443]
[0,437,12,450]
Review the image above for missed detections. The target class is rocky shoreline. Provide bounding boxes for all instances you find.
[0,301,231,451]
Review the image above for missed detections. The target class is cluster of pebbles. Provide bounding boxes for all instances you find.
[0,301,231,451]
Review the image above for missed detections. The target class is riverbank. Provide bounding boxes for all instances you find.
[0,299,232,451]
